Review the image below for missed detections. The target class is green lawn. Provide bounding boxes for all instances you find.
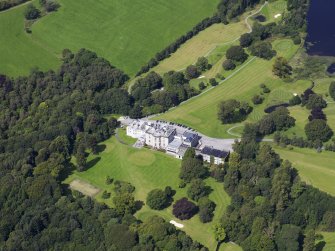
[0,0,220,77]
[273,145,335,196]
[318,232,335,251]
[156,39,302,138]
[65,136,232,250]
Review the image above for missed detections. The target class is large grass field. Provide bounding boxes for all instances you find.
[0,0,220,77]
[273,145,335,196]
[156,39,303,138]
[65,133,232,250]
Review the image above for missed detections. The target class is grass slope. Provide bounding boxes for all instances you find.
[156,39,302,138]
[0,0,219,77]
[273,146,335,196]
[0,2,60,76]
[65,136,231,250]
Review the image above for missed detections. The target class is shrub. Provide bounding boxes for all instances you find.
[24,4,40,20]
[226,46,248,63]
[273,57,293,78]
[187,179,210,201]
[198,82,206,90]
[146,189,169,210]
[250,41,276,60]
[196,57,210,72]
[252,95,264,105]
[198,197,216,223]
[308,108,327,121]
[292,35,301,45]
[239,33,253,48]
[305,119,333,142]
[185,65,200,79]
[102,190,111,199]
[105,176,113,185]
[289,95,301,106]
[209,78,218,86]
[172,198,198,220]
[222,59,236,71]
[305,94,327,110]
[218,99,252,124]
[44,0,60,12]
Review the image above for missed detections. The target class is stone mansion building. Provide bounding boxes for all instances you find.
[126,119,229,165]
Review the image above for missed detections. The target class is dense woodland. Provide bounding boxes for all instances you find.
[0,50,207,250]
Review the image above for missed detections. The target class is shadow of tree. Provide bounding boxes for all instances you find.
[316,241,326,251]
[85,157,101,170]
[95,144,106,154]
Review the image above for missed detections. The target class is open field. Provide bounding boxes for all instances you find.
[65,136,232,250]
[273,145,335,196]
[156,39,302,138]
[319,232,335,251]
[0,0,220,77]
[0,1,60,76]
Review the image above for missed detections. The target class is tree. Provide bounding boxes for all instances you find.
[329,81,335,101]
[146,189,169,210]
[185,65,200,79]
[250,41,276,60]
[289,95,302,106]
[75,147,86,172]
[209,78,218,86]
[198,197,216,223]
[198,82,206,90]
[308,108,326,121]
[305,119,333,142]
[24,4,40,20]
[187,179,210,201]
[252,94,264,105]
[322,211,335,231]
[214,223,226,243]
[218,99,252,124]
[239,33,253,48]
[112,192,136,215]
[180,157,207,182]
[303,229,316,251]
[273,57,293,78]
[305,94,327,110]
[196,57,210,71]
[222,59,236,71]
[172,198,198,220]
[44,0,60,12]
[276,224,302,251]
[226,46,248,63]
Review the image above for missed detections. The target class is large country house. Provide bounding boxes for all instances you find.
[126,119,229,164]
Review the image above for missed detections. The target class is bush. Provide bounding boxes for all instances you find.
[252,95,264,105]
[172,198,198,220]
[292,35,301,45]
[239,33,253,48]
[305,119,333,142]
[226,46,248,63]
[44,0,60,12]
[289,95,301,106]
[105,176,113,185]
[209,78,218,86]
[146,189,169,210]
[250,41,276,60]
[305,94,327,110]
[187,179,210,201]
[198,82,206,90]
[218,99,252,124]
[222,59,236,71]
[24,4,40,20]
[196,57,210,72]
[102,190,111,199]
[198,197,216,223]
[273,57,293,78]
[185,65,200,79]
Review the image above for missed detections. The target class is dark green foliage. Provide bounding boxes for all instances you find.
[187,179,210,202]
[198,82,206,90]
[329,81,335,100]
[276,224,302,251]
[172,198,198,220]
[250,22,272,41]
[305,119,333,142]
[217,0,261,22]
[146,188,170,210]
[226,46,248,63]
[0,0,29,11]
[209,78,218,86]
[273,57,293,78]
[292,35,301,45]
[222,59,236,71]
[303,230,316,251]
[252,94,264,105]
[321,211,335,231]
[289,95,302,106]
[305,94,327,110]
[114,180,135,194]
[185,65,200,79]
[105,176,113,185]
[218,99,252,124]
[24,4,40,20]
[180,156,207,182]
[102,190,111,199]
[249,41,276,60]
[239,33,253,48]
[196,57,210,72]
[198,197,216,223]
[308,108,326,121]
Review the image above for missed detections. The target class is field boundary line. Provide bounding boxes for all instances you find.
[0,1,31,14]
